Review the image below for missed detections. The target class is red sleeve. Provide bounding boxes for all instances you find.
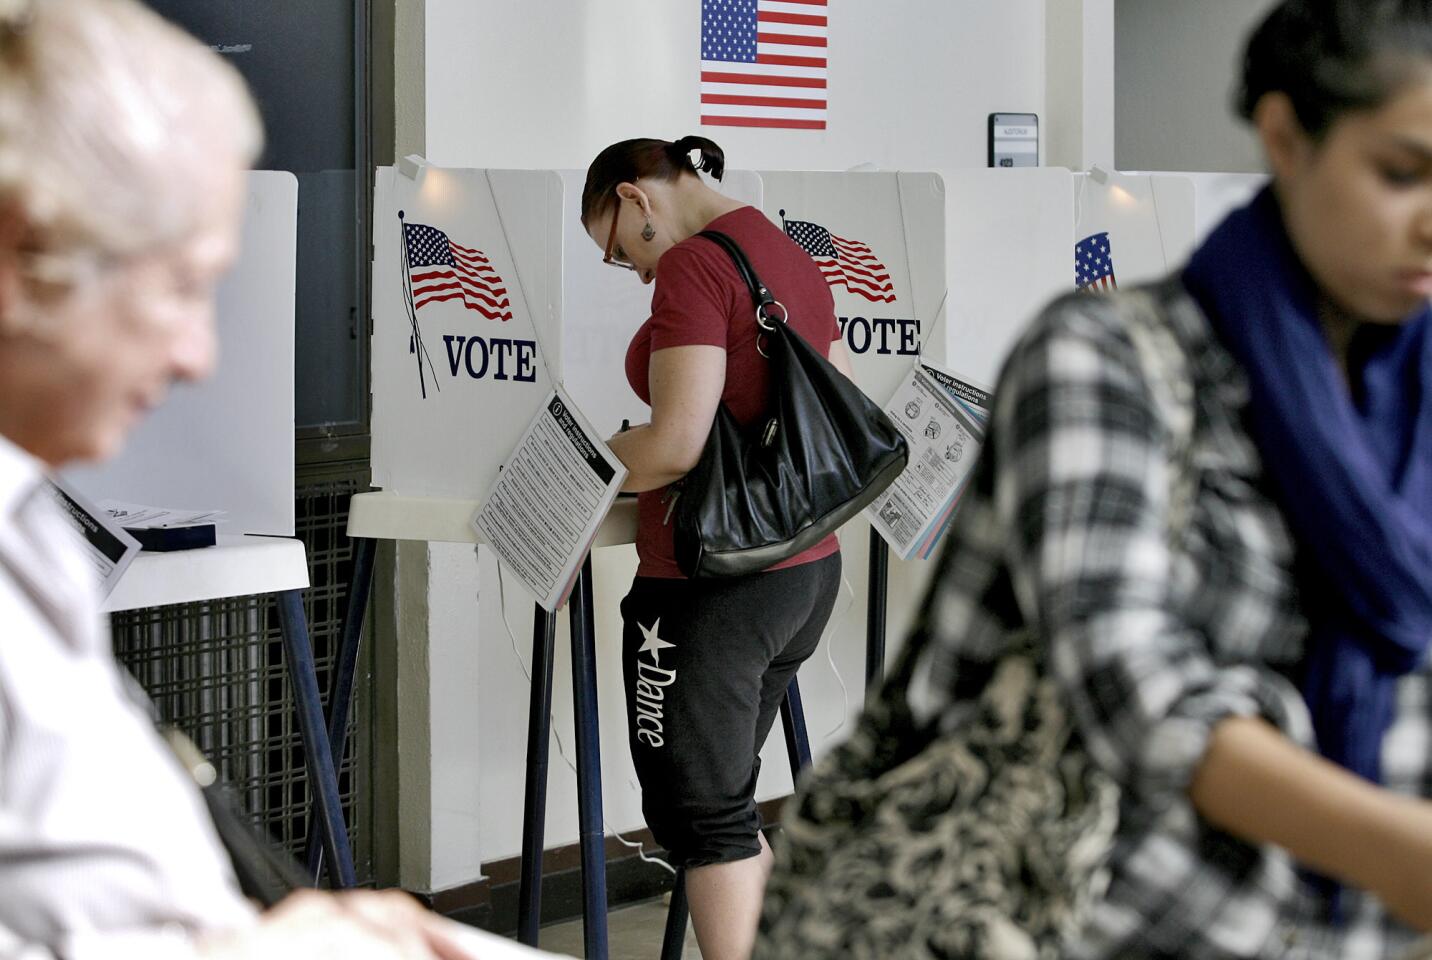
[648,244,734,352]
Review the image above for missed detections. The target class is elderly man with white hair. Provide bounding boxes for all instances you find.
[0,2,547,958]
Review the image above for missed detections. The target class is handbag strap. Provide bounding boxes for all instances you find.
[697,230,790,334]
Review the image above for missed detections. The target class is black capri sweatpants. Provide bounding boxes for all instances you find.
[619,552,842,868]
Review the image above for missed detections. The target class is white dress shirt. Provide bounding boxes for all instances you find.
[0,433,255,960]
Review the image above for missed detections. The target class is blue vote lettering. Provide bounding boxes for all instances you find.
[836,316,920,356]
[442,335,538,383]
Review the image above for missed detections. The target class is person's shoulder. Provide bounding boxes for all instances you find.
[702,205,788,251]
[654,232,733,286]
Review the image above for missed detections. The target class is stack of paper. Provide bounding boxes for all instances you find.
[100,501,226,552]
[866,359,992,561]
[474,386,627,611]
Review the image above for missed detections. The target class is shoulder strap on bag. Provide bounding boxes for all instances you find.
[698,230,788,332]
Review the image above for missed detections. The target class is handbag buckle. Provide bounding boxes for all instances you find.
[755,299,788,332]
[761,418,779,448]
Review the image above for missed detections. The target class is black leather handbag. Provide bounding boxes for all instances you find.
[672,230,908,578]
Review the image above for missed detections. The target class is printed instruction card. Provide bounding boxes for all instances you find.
[45,476,141,598]
[474,385,627,611]
[866,359,992,560]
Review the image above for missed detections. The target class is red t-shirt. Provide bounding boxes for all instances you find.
[625,205,843,579]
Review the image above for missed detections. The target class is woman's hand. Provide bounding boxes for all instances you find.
[198,889,474,960]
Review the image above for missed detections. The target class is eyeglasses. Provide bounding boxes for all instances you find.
[602,201,637,271]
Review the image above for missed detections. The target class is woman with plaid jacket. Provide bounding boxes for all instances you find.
[764,1,1432,957]
[922,2,1432,955]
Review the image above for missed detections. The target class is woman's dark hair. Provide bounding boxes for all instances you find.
[1239,0,1432,139]
[580,136,725,227]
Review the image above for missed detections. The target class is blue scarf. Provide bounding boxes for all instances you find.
[1183,187,1432,786]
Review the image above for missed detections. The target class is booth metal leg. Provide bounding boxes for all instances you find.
[276,589,356,888]
[780,676,813,774]
[866,535,889,692]
[661,869,689,960]
[517,604,558,947]
[306,534,377,878]
[567,556,609,959]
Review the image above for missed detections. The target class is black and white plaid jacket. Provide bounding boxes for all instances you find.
[910,277,1429,959]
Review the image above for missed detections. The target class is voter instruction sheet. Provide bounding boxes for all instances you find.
[474,386,627,611]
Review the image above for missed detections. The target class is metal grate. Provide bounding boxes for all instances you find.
[110,468,372,883]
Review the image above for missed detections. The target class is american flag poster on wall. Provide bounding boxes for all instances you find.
[701,0,828,130]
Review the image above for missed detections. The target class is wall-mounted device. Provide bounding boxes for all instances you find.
[988,113,1039,168]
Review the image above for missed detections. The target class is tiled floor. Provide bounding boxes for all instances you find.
[538,898,702,959]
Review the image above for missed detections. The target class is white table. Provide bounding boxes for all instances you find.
[103,534,310,613]
[346,492,637,547]
[104,534,356,888]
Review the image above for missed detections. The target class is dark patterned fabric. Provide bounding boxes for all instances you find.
[757,279,1430,959]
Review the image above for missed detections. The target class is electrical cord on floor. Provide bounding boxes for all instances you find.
[486,548,676,877]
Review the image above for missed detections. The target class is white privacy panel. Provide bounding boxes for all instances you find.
[758,171,946,406]
[1074,170,1197,290]
[66,170,298,536]
[941,167,1076,385]
[371,165,560,500]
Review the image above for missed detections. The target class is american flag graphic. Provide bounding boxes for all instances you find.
[403,221,512,321]
[1075,232,1117,292]
[782,211,896,303]
[700,0,828,130]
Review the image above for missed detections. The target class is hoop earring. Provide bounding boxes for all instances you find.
[642,219,656,242]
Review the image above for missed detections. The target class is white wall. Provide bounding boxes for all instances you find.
[1114,0,1276,173]
[397,0,1059,894]
[1045,0,1114,169]
[425,1,1046,172]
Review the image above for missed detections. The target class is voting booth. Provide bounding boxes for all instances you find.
[363,162,772,953]
[1073,170,1197,291]
[59,172,356,886]
[1071,170,1269,296]
[369,164,763,500]
[66,171,299,537]
[369,164,971,511]
[941,167,1075,384]
[370,166,559,502]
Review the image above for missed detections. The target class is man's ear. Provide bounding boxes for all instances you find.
[1253,91,1313,182]
[0,208,30,338]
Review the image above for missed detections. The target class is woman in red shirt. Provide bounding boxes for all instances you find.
[581,136,851,960]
